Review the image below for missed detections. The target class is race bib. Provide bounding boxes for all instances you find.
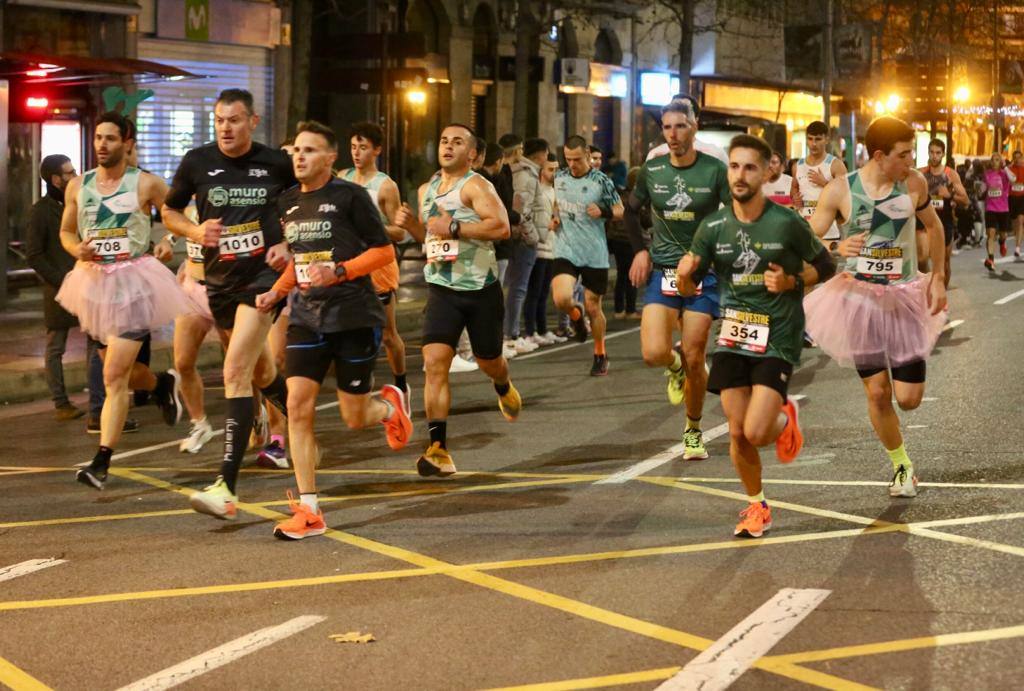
[661,268,700,296]
[1013,183,1024,193]
[930,197,944,209]
[855,254,903,281]
[426,236,459,263]
[799,202,816,219]
[186,241,204,264]
[218,221,265,260]
[717,309,770,354]
[988,188,1003,198]
[87,227,130,264]
[294,251,335,287]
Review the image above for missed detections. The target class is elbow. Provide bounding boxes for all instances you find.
[498,223,511,240]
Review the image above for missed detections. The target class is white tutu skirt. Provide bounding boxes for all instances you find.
[176,264,214,324]
[56,255,190,340]
[803,273,945,370]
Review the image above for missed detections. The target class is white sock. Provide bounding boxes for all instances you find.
[380,399,395,422]
[670,350,682,372]
[300,492,319,512]
[192,416,208,426]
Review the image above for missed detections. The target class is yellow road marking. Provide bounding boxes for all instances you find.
[485,666,679,690]
[0,654,51,691]
[116,467,595,479]
[0,509,193,530]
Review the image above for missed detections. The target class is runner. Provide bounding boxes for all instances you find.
[763,151,794,207]
[677,134,835,537]
[58,112,189,489]
[792,121,847,248]
[394,123,521,477]
[255,120,412,537]
[804,115,947,499]
[550,135,623,376]
[645,94,729,165]
[624,98,730,459]
[1009,150,1024,258]
[339,121,411,414]
[919,138,968,288]
[161,89,296,518]
[981,152,1012,271]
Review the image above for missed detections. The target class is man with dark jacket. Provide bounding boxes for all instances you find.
[26,154,84,420]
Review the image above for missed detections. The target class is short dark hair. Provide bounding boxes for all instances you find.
[483,142,503,166]
[546,152,557,162]
[589,144,603,156]
[865,116,915,157]
[443,122,476,139]
[564,135,588,151]
[669,93,701,120]
[498,133,523,151]
[40,154,70,183]
[728,134,773,165]
[523,137,549,158]
[279,136,295,148]
[296,120,338,151]
[349,121,384,149]
[770,150,785,163]
[474,136,487,155]
[806,121,828,137]
[217,88,254,115]
[96,111,134,141]
[928,138,946,152]
[661,97,698,122]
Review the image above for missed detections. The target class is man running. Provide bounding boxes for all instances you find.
[395,123,520,477]
[763,151,794,207]
[677,134,835,538]
[1009,150,1024,258]
[792,121,847,248]
[339,121,411,414]
[58,112,188,489]
[804,115,947,499]
[255,121,412,537]
[161,89,296,518]
[919,138,968,288]
[645,94,729,165]
[550,135,623,376]
[625,98,730,459]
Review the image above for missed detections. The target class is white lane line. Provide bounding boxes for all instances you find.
[941,319,964,332]
[994,255,1019,265]
[0,558,66,583]
[513,326,641,362]
[675,477,1024,490]
[907,424,929,429]
[994,288,1024,305]
[116,615,325,691]
[658,588,830,691]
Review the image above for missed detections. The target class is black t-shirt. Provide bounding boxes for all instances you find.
[165,141,296,294]
[279,178,389,333]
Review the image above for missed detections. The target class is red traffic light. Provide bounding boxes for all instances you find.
[26,96,49,109]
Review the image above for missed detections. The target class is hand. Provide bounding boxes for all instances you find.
[195,218,224,247]
[548,216,560,232]
[808,168,828,187]
[628,249,652,288]
[153,239,173,263]
[937,184,951,199]
[837,232,867,258]
[307,263,338,288]
[586,203,602,219]
[675,254,700,296]
[255,290,284,313]
[75,239,96,261]
[513,193,524,213]
[426,207,453,238]
[395,202,417,231]
[265,242,291,271]
[927,274,947,315]
[764,262,793,294]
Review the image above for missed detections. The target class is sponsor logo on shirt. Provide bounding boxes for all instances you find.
[208,186,269,207]
[249,168,269,178]
[207,169,224,176]
[284,219,333,243]
[753,241,784,250]
[318,203,337,213]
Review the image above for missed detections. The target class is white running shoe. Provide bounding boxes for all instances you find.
[449,354,479,372]
[544,331,568,344]
[402,384,413,418]
[502,344,518,360]
[179,418,215,454]
[889,465,918,498]
[514,337,538,353]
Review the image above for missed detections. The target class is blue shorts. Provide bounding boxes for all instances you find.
[643,269,720,318]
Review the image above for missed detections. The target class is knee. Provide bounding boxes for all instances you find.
[103,366,131,391]
[222,361,251,387]
[287,396,315,425]
[382,327,403,352]
[896,392,922,411]
[729,426,749,448]
[423,354,449,380]
[743,422,773,448]
[174,350,198,374]
[681,344,706,373]
[641,344,668,368]
[865,382,892,409]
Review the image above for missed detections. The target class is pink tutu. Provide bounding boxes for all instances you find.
[56,255,190,341]
[176,264,214,324]
[804,274,945,369]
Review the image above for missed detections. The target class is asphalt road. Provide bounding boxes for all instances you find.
[1,248,1023,691]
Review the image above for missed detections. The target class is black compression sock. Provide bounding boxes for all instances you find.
[93,446,113,471]
[428,420,447,449]
[259,375,288,416]
[494,381,511,396]
[219,396,255,494]
[394,373,407,391]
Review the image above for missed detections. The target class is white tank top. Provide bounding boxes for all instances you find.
[763,173,793,207]
[796,154,839,239]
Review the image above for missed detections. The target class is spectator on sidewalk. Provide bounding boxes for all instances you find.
[26,154,84,420]
[604,150,628,190]
[607,167,641,319]
[523,152,566,345]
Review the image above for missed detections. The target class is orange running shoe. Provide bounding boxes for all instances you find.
[380,384,413,451]
[273,491,327,540]
[775,398,804,463]
[734,502,772,538]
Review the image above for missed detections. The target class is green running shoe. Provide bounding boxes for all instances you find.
[665,365,685,405]
[189,476,238,520]
[682,427,709,461]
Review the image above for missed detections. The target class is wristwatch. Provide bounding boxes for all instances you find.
[334,263,348,282]
[449,219,461,240]
[162,233,179,247]
[793,275,805,292]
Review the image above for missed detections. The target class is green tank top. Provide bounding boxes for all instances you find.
[420,170,497,291]
[340,169,390,223]
[77,167,150,262]
[841,171,917,284]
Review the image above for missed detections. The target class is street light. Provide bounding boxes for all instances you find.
[954,86,969,103]
[406,89,426,105]
[886,93,900,113]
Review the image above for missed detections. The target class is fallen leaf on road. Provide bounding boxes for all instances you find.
[329,632,376,644]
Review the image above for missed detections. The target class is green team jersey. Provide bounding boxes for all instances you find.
[690,202,823,364]
[840,171,917,285]
[77,166,151,263]
[420,170,498,291]
[634,152,730,266]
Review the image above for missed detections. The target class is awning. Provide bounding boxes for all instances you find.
[0,51,199,87]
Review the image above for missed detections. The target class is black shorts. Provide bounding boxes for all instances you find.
[942,220,954,247]
[856,359,926,384]
[95,331,151,348]
[207,287,285,331]
[551,258,609,296]
[707,351,794,400]
[986,210,1011,235]
[285,324,381,393]
[422,281,504,360]
[1010,195,1024,219]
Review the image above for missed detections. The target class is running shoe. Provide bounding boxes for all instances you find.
[179,418,215,454]
[256,440,289,469]
[449,354,479,373]
[734,503,772,538]
[249,400,270,450]
[682,428,709,460]
[802,332,817,348]
[590,354,609,377]
[665,364,685,405]
[775,398,804,463]
[984,258,995,272]
[514,336,539,353]
[571,303,589,343]
[502,343,518,360]
[380,384,413,450]
[1016,247,1022,259]
[189,477,238,520]
[87,418,138,434]
[153,370,182,426]
[614,311,626,319]
[75,463,107,490]
[1000,238,1007,256]
[889,465,918,498]
[544,331,568,344]
[273,491,327,540]
[497,381,522,422]
[417,441,457,477]
[402,383,413,419]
